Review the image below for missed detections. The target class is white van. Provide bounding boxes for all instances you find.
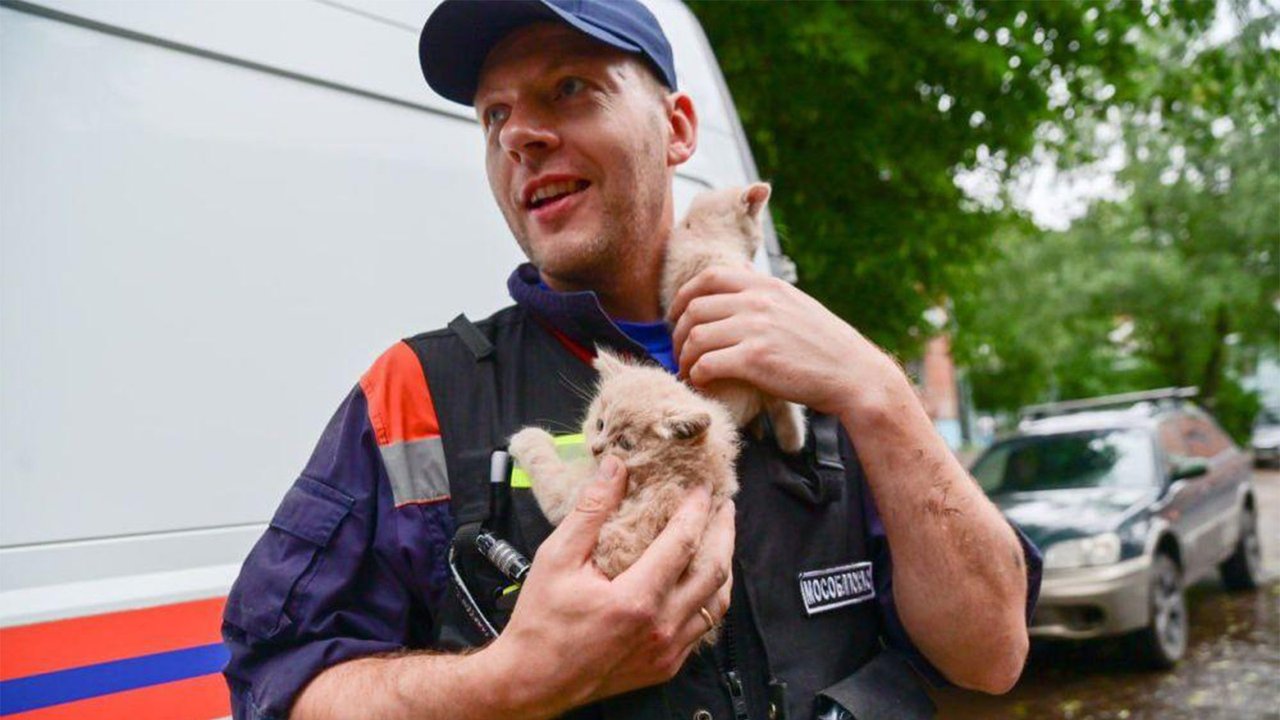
[0,1,778,715]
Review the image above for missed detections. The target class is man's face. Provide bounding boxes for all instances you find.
[474,23,680,288]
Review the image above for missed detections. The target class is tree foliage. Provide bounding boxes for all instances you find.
[688,0,1214,354]
[951,3,1280,439]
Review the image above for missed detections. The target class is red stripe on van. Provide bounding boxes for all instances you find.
[3,673,229,720]
[0,598,225,682]
[360,341,441,446]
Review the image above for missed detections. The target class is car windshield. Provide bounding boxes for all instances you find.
[972,429,1157,494]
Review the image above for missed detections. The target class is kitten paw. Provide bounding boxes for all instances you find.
[508,426,555,464]
[773,403,808,454]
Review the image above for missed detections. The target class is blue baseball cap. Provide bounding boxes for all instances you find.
[419,0,677,107]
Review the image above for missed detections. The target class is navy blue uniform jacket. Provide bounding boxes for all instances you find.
[221,264,1043,719]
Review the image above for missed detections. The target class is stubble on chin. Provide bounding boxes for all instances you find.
[524,232,614,285]
[513,190,653,288]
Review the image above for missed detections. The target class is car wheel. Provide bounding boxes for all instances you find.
[1131,552,1187,669]
[1219,506,1262,591]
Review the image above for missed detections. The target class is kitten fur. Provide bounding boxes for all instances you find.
[507,349,740,644]
[660,182,808,454]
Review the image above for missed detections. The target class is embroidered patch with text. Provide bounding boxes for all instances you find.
[798,561,876,616]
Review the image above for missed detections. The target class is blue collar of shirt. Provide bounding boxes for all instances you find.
[613,318,677,374]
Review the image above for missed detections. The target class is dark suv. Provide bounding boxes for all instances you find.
[971,389,1262,668]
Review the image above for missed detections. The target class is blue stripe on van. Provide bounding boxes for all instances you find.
[0,642,229,714]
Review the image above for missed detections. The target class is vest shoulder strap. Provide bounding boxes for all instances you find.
[447,314,495,360]
[402,308,519,525]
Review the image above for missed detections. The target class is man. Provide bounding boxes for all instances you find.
[221,1,1041,718]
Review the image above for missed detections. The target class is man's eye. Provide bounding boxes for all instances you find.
[558,77,587,97]
[484,105,509,128]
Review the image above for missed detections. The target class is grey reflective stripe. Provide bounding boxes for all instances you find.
[379,436,449,505]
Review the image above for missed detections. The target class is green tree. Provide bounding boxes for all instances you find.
[952,3,1279,439]
[688,0,1213,354]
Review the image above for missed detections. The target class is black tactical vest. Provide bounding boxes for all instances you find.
[403,306,893,720]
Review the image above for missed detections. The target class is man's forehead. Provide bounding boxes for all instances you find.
[476,23,631,95]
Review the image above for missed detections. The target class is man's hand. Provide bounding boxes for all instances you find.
[667,266,899,416]
[485,455,735,718]
[668,264,1031,694]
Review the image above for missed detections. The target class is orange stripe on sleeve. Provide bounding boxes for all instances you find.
[359,341,440,446]
[4,673,230,720]
[0,598,225,682]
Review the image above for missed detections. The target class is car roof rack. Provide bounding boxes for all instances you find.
[1020,387,1198,421]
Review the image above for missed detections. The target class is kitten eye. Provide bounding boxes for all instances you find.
[616,436,634,451]
[597,418,604,431]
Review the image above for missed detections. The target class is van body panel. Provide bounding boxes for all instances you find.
[0,0,774,715]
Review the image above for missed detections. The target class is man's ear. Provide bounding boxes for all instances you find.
[665,91,698,167]
[660,410,711,441]
[593,347,628,379]
[741,182,771,217]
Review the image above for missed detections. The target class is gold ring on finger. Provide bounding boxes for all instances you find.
[699,606,715,631]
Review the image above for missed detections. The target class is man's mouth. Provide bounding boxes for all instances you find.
[525,180,591,211]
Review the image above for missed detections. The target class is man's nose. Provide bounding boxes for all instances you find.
[498,104,559,164]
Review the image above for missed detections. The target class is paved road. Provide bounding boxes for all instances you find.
[931,469,1280,720]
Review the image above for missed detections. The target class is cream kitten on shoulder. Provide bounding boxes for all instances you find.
[660,182,808,454]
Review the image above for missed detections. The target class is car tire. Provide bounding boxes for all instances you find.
[1219,505,1262,591]
[1130,552,1187,670]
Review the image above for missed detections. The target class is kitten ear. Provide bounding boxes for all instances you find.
[740,182,772,218]
[593,347,628,379]
[663,411,712,441]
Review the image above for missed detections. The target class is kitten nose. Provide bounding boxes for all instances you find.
[590,440,606,455]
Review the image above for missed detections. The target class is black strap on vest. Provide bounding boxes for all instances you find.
[448,313,495,360]
[442,314,501,527]
[813,413,843,470]
[432,315,507,641]
[810,413,845,504]
[771,412,846,506]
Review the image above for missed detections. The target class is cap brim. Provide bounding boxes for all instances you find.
[420,0,643,107]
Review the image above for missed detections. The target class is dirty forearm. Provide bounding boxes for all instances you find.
[838,363,1028,693]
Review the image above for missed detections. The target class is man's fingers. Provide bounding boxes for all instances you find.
[686,344,753,389]
[670,498,735,614]
[618,485,712,595]
[549,455,628,564]
[672,562,734,653]
[675,317,742,380]
[666,266,757,325]
[671,294,741,364]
